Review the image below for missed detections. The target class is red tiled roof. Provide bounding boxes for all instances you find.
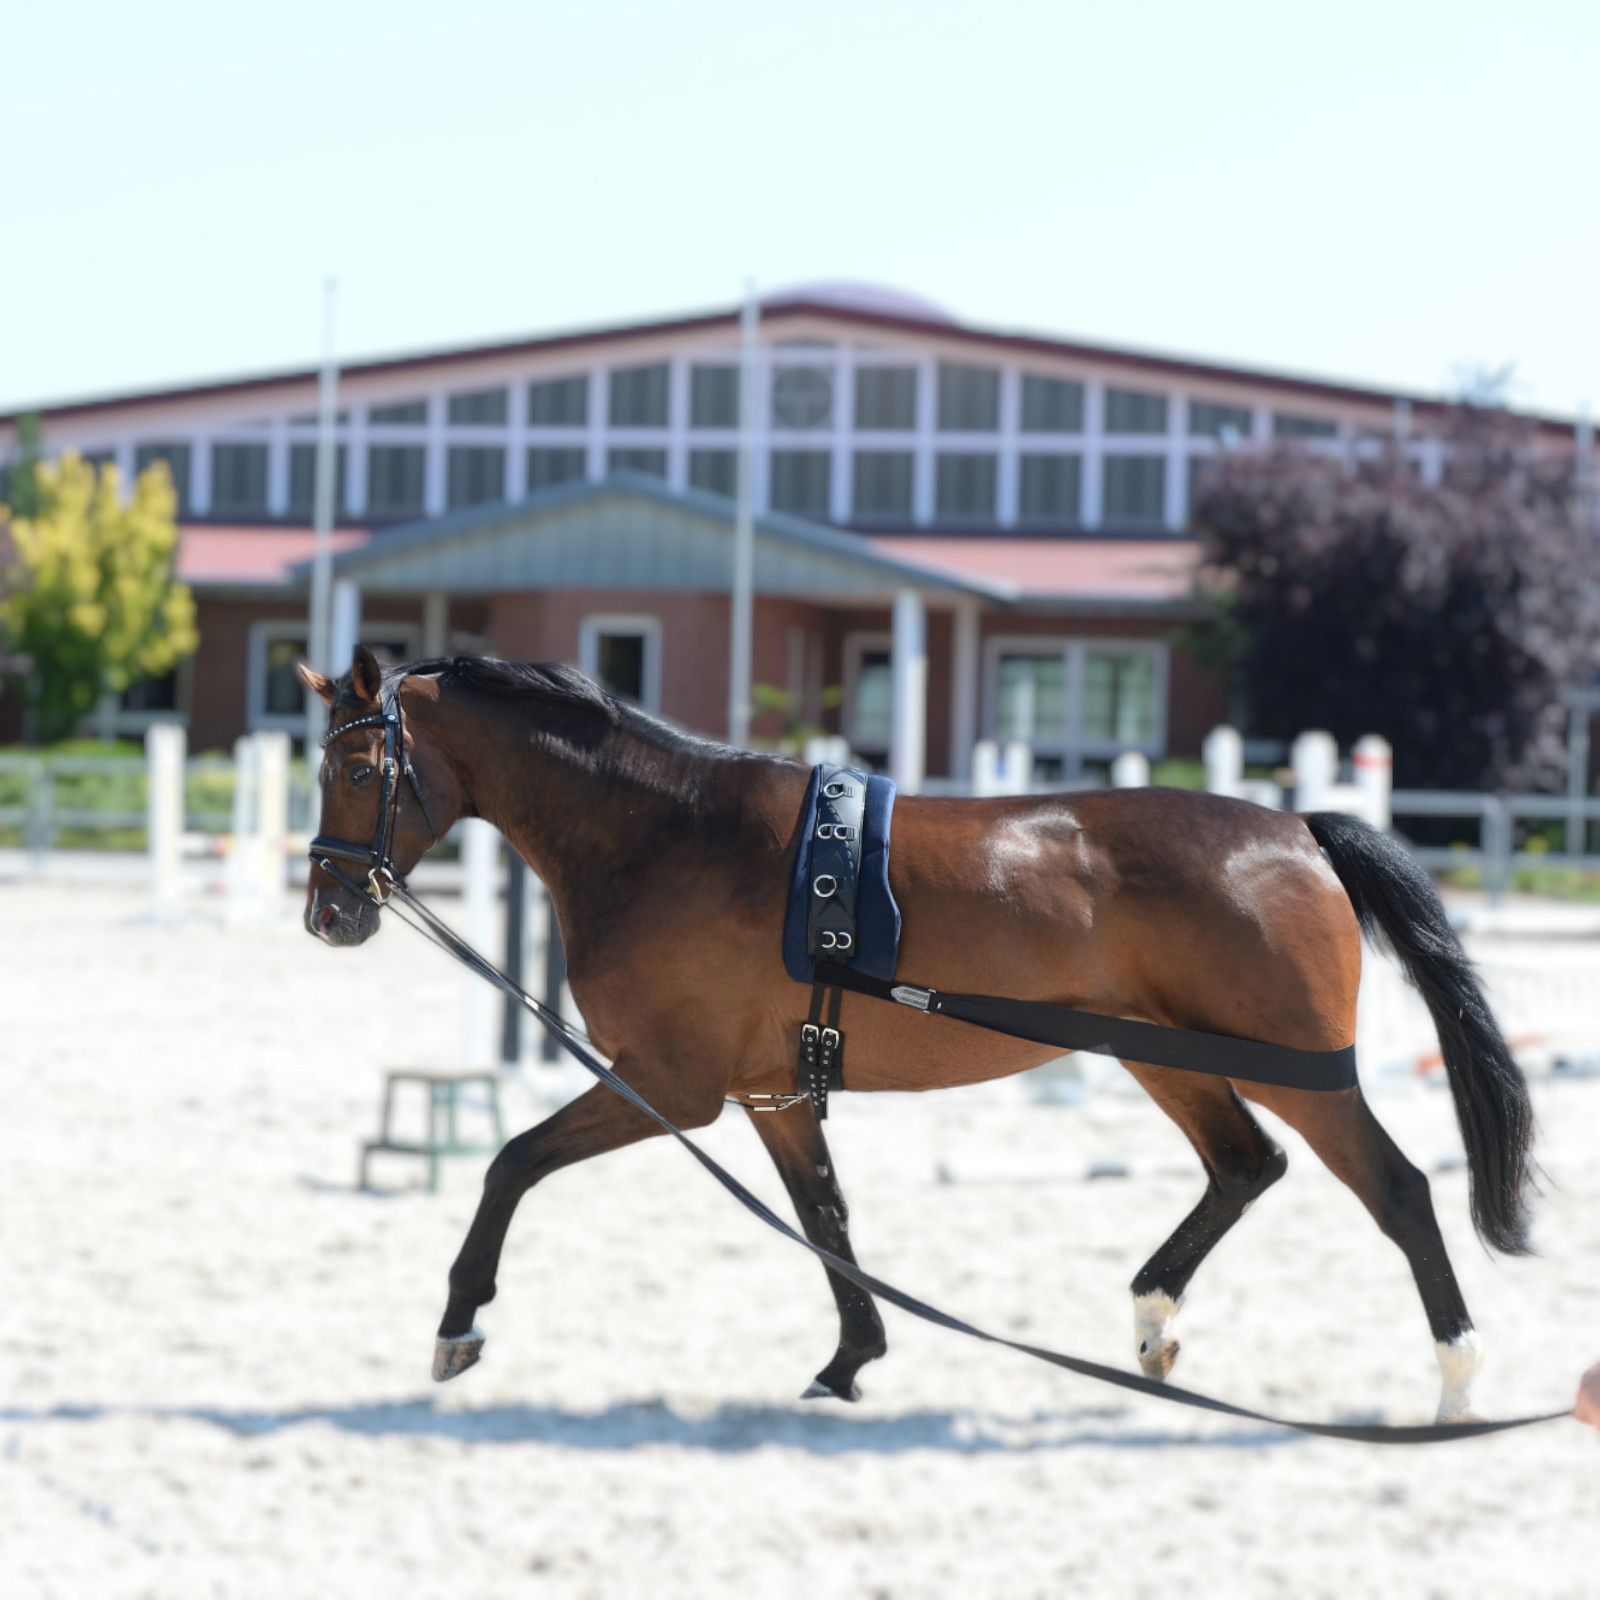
[178,525,372,587]
[865,536,1202,603]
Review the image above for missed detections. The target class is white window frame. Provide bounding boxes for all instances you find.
[247,620,419,732]
[841,629,893,755]
[982,634,1169,777]
[579,614,662,712]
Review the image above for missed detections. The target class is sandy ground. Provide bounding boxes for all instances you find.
[2,880,1598,1600]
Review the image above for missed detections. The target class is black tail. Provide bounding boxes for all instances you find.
[1304,811,1535,1255]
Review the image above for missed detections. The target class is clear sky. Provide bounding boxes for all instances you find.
[4,0,1595,416]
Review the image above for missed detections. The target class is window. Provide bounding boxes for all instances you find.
[289,443,348,518]
[1102,455,1166,527]
[133,442,192,513]
[852,451,914,520]
[250,625,417,730]
[608,363,669,427]
[528,447,587,492]
[691,366,740,428]
[447,387,508,426]
[771,366,833,430]
[121,669,179,715]
[986,637,1166,775]
[935,453,997,523]
[1018,454,1082,524]
[367,445,426,518]
[607,447,667,478]
[1082,649,1157,745]
[1104,387,1168,435]
[770,450,831,517]
[1273,411,1339,439]
[110,662,188,735]
[579,615,661,710]
[1021,376,1084,433]
[210,442,269,515]
[369,399,427,424]
[845,639,893,752]
[937,362,1000,431]
[447,446,506,508]
[1190,400,1253,438]
[996,652,1068,743]
[528,374,589,426]
[689,449,737,499]
[854,366,917,431]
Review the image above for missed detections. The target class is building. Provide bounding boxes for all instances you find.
[2,283,1590,781]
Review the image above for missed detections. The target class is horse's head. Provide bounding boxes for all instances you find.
[298,644,463,948]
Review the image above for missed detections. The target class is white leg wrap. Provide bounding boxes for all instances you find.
[1133,1290,1182,1377]
[1436,1329,1483,1422]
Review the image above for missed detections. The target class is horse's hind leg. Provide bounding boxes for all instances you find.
[1245,1083,1479,1422]
[1123,1065,1287,1380]
[744,1103,886,1401]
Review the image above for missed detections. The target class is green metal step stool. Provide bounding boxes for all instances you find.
[359,1070,506,1192]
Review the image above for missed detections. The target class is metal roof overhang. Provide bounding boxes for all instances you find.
[304,476,1016,605]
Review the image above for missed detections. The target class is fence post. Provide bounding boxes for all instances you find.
[255,730,292,903]
[228,734,261,917]
[1111,750,1149,788]
[1202,725,1242,796]
[146,722,186,918]
[1291,730,1338,812]
[971,740,1000,797]
[1002,740,1034,794]
[1351,734,1393,830]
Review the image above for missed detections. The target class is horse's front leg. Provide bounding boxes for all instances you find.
[434,1055,721,1381]
[744,1102,887,1401]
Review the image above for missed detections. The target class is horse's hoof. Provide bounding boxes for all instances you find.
[801,1377,861,1402]
[1436,1408,1481,1426]
[432,1327,486,1382]
[1138,1337,1180,1381]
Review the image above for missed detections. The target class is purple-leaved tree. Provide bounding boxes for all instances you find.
[1191,405,1600,791]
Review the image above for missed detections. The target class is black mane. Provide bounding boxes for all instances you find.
[386,655,616,718]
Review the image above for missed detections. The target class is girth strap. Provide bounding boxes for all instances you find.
[814,962,1358,1093]
[798,982,846,1119]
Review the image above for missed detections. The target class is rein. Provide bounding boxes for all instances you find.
[310,834,1572,1445]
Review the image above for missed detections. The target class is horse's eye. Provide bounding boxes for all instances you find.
[347,763,376,788]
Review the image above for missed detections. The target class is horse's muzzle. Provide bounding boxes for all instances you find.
[305,886,381,947]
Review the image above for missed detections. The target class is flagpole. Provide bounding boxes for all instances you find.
[306,277,340,750]
[728,279,759,746]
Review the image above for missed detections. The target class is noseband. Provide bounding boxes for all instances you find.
[308,676,438,902]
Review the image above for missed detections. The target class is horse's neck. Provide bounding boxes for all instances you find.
[429,690,798,907]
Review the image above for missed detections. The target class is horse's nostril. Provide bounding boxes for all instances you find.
[317,903,339,931]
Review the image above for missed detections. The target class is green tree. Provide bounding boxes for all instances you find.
[1,453,198,742]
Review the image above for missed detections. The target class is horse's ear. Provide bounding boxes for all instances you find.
[349,644,383,704]
[296,662,335,705]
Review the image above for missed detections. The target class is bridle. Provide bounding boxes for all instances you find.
[308,676,438,903]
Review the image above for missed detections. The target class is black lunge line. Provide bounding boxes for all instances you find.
[325,858,1569,1444]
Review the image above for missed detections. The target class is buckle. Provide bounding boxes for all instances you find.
[815,823,855,841]
[819,929,852,951]
[822,779,851,799]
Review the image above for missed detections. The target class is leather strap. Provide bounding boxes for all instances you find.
[806,765,866,963]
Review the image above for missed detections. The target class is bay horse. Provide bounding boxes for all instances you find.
[299,647,1535,1423]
